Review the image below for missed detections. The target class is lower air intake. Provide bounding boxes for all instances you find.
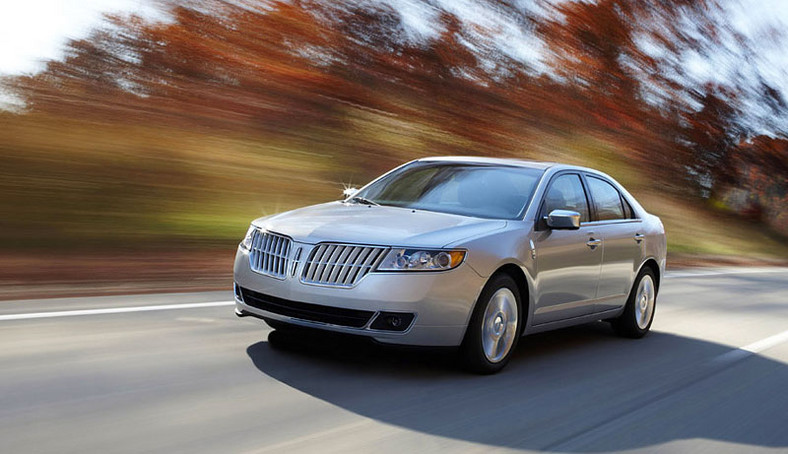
[238,287,375,328]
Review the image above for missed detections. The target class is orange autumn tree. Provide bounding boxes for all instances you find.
[3,0,786,233]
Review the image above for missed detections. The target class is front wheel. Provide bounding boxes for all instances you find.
[611,268,657,338]
[461,274,522,374]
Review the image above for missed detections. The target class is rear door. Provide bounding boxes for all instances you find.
[583,175,644,312]
[532,173,602,325]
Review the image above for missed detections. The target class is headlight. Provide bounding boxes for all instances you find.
[240,225,256,250]
[376,248,466,271]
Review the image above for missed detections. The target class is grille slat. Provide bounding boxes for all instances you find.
[275,237,283,275]
[256,234,265,271]
[336,246,363,285]
[302,245,315,280]
[267,235,275,273]
[272,235,282,274]
[281,240,291,276]
[265,234,273,273]
[301,244,387,287]
[249,230,292,279]
[326,246,345,283]
[260,234,268,273]
[268,235,275,274]
[307,244,329,281]
[260,233,270,273]
[346,247,372,285]
[319,245,343,282]
[291,247,302,277]
[272,235,281,274]
[311,244,329,281]
[330,246,355,284]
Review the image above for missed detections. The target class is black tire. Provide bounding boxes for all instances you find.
[611,267,657,338]
[460,273,522,374]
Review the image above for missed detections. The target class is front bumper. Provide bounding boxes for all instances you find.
[233,245,486,346]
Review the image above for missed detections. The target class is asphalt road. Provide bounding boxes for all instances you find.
[1,268,787,453]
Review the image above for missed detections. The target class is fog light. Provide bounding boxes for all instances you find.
[370,312,415,332]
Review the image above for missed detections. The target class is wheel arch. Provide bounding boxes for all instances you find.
[637,258,661,294]
[490,263,532,334]
[460,261,533,344]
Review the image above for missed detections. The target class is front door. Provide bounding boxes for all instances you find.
[532,173,602,325]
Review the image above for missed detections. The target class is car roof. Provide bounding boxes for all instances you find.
[417,156,591,172]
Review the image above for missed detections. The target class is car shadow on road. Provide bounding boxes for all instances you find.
[246,323,788,452]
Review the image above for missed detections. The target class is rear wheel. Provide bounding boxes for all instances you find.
[611,268,657,338]
[461,274,522,374]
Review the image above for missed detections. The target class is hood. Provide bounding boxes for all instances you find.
[253,201,507,247]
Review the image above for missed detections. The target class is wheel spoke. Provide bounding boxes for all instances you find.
[634,275,655,330]
[481,288,518,363]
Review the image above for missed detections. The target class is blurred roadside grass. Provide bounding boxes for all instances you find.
[1,113,342,249]
[2,113,787,261]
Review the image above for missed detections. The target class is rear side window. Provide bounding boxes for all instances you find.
[622,197,636,219]
[587,176,625,221]
[541,174,590,222]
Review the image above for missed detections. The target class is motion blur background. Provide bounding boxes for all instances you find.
[1,0,787,298]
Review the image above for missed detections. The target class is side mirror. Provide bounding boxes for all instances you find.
[546,210,581,230]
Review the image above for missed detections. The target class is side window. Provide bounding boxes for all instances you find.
[587,176,625,220]
[542,174,590,222]
[622,197,636,219]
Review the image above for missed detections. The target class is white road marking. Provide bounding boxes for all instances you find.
[244,420,374,454]
[666,267,788,279]
[0,268,784,321]
[0,301,235,321]
[712,329,788,364]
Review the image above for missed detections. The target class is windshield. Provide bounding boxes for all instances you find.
[352,162,543,219]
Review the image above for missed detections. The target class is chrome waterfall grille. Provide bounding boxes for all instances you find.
[249,230,292,279]
[301,244,388,287]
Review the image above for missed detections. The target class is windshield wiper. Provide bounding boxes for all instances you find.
[346,196,380,206]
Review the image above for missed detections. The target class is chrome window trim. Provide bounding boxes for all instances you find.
[532,169,593,229]
[538,172,592,223]
[580,219,643,227]
[583,174,639,222]
[529,168,646,225]
[518,168,551,221]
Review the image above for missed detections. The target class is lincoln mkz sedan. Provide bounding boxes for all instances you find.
[234,157,666,373]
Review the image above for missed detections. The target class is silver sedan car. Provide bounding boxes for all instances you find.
[234,157,666,373]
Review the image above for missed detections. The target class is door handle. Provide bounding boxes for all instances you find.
[634,233,644,243]
[586,238,602,249]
